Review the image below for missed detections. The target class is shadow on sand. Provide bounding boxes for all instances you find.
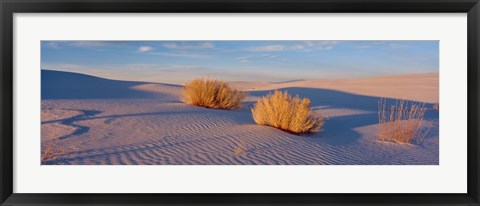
[246,88,438,145]
[55,110,102,139]
[42,70,164,99]
[247,87,436,112]
[42,71,438,147]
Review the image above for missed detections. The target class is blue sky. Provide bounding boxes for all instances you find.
[41,40,439,84]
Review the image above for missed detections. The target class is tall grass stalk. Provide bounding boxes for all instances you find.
[378,98,428,144]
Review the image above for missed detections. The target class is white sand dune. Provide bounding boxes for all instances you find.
[41,70,439,165]
[230,73,439,103]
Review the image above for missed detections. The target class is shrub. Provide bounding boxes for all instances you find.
[433,102,439,111]
[251,90,324,134]
[41,144,60,161]
[182,78,247,110]
[378,98,428,144]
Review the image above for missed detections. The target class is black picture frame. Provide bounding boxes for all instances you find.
[1,0,479,205]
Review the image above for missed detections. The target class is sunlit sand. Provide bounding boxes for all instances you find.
[41,70,438,165]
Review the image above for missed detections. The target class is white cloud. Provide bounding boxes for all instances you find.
[171,65,196,70]
[148,52,211,59]
[305,41,315,47]
[355,45,370,49]
[236,56,250,60]
[389,43,409,49]
[43,42,60,49]
[304,41,338,50]
[250,45,286,51]
[67,41,115,48]
[114,64,199,71]
[42,64,86,70]
[236,54,276,62]
[138,46,154,52]
[291,45,305,50]
[163,42,214,50]
[250,41,330,52]
[42,41,121,49]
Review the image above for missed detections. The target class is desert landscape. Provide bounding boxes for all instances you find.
[41,70,439,165]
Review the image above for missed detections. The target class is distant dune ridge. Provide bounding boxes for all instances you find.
[230,73,439,104]
[41,70,439,165]
[41,70,181,100]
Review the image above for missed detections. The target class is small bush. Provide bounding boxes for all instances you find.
[251,90,324,134]
[433,102,439,111]
[41,144,61,161]
[378,98,428,144]
[182,78,247,110]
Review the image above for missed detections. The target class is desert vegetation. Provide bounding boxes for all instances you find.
[182,78,247,110]
[377,98,428,144]
[234,141,246,156]
[433,102,439,111]
[41,144,61,161]
[251,90,324,134]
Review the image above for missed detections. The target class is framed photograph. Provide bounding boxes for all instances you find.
[1,0,479,205]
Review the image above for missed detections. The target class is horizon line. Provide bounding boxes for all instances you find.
[41,69,439,86]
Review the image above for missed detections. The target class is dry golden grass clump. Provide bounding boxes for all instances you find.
[251,90,324,134]
[433,102,439,111]
[234,142,246,156]
[41,144,61,161]
[378,98,428,144]
[182,78,247,110]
